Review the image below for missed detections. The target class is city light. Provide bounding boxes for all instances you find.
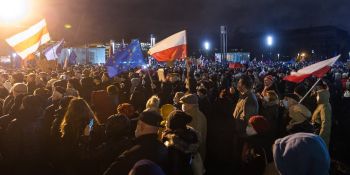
[0,0,27,22]
[266,35,273,46]
[204,41,210,50]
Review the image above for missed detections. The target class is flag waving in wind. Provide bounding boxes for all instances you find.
[106,39,145,77]
[284,55,340,83]
[148,30,187,62]
[44,39,64,60]
[6,19,50,59]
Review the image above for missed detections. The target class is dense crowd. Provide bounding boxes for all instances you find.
[0,60,349,175]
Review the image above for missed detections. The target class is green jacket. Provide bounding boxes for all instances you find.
[312,89,332,147]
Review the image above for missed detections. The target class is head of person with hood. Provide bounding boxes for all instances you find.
[273,133,330,175]
[128,159,165,175]
[283,93,312,130]
[105,114,131,139]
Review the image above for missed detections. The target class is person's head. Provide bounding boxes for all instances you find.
[294,84,307,98]
[264,75,274,87]
[21,95,43,113]
[273,133,330,175]
[52,86,65,101]
[237,75,253,93]
[264,90,279,103]
[102,72,109,83]
[107,85,118,96]
[10,72,24,84]
[197,88,207,98]
[60,98,95,138]
[105,114,130,139]
[282,93,300,109]
[0,73,9,83]
[128,159,166,175]
[135,111,162,138]
[10,83,28,97]
[173,92,185,104]
[160,104,176,120]
[166,110,192,130]
[180,94,198,112]
[117,103,136,118]
[26,73,36,83]
[246,115,270,136]
[145,95,160,111]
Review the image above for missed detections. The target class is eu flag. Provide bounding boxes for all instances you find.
[106,39,145,77]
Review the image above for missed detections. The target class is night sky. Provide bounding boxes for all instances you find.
[1,0,350,54]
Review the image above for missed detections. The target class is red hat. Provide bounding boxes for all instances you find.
[264,75,274,83]
[249,115,270,134]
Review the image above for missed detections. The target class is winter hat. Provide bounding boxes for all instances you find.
[105,114,130,138]
[264,75,274,84]
[273,133,330,175]
[248,116,270,134]
[128,159,166,175]
[180,94,198,105]
[167,110,192,130]
[139,111,163,127]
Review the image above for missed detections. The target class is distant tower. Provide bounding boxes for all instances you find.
[220,25,228,64]
[150,34,156,47]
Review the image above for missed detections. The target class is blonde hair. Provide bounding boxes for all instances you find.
[266,90,279,102]
[145,95,160,110]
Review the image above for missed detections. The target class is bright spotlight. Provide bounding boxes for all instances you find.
[266,35,273,46]
[204,41,210,50]
[12,53,17,57]
[0,0,27,22]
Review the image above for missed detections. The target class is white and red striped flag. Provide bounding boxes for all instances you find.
[284,55,340,83]
[6,19,50,59]
[148,30,187,62]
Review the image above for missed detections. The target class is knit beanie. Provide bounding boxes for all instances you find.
[248,115,270,134]
[273,133,330,175]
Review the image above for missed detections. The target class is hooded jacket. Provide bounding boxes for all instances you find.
[286,102,312,132]
[312,89,332,147]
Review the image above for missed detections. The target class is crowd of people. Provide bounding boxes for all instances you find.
[0,59,349,175]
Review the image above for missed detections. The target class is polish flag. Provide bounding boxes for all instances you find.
[284,55,340,83]
[148,30,187,62]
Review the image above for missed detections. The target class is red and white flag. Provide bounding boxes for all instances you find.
[284,55,340,83]
[148,30,187,62]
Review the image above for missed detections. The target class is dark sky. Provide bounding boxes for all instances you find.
[1,0,350,54]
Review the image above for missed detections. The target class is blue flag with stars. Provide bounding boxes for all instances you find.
[106,39,145,77]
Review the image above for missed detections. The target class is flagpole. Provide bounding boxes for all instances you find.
[299,78,322,104]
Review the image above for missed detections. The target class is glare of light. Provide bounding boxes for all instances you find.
[204,41,210,50]
[12,53,17,57]
[142,65,148,69]
[0,0,27,22]
[301,53,306,57]
[64,24,72,29]
[266,35,273,46]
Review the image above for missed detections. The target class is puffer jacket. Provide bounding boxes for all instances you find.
[287,103,313,133]
[162,127,200,175]
[312,89,332,147]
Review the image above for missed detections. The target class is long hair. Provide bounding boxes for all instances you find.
[60,98,96,138]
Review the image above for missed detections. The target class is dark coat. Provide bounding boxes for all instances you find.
[103,134,168,175]
[130,85,146,113]
[162,128,200,175]
[2,109,52,174]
